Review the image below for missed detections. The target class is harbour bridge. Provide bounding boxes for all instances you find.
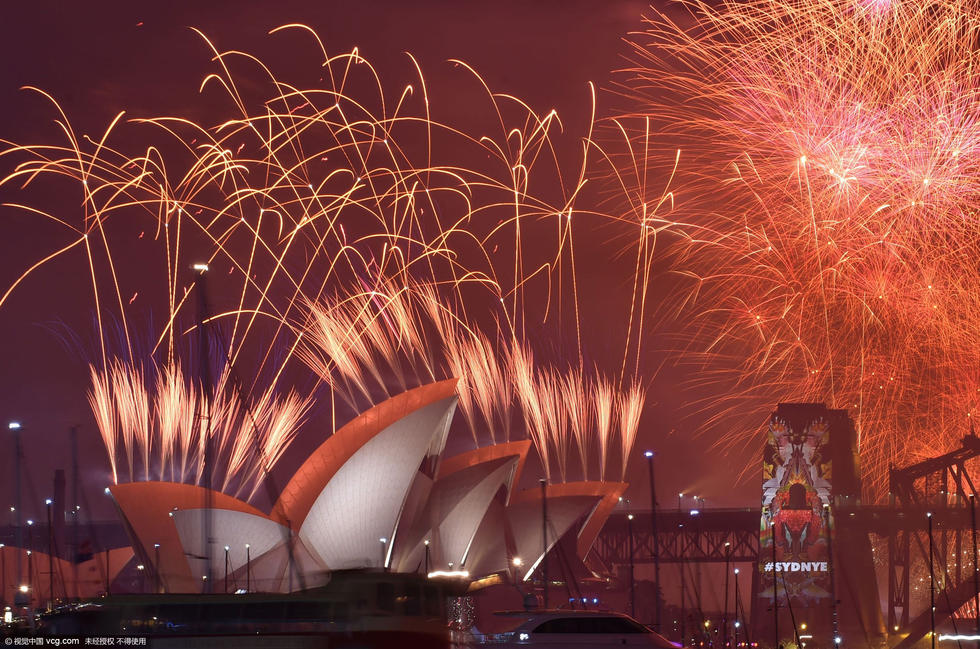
[590,434,980,649]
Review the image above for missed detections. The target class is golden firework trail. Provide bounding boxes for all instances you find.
[1,25,658,496]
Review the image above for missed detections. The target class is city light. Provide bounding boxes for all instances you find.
[7,422,20,430]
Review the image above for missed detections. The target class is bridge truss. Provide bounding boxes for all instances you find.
[589,434,980,649]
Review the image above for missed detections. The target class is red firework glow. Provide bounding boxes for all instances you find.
[615,0,980,495]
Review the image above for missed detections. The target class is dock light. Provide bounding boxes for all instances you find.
[224,545,230,551]
[644,450,654,458]
[735,622,741,628]
[834,637,842,644]
[26,520,32,526]
[192,263,209,272]
[8,422,20,430]
[154,543,160,548]
[18,585,28,593]
[424,539,430,546]
[801,623,807,631]
[427,570,470,579]
[705,621,711,628]
[512,557,522,567]
[245,544,250,549]
[137,564,145,571]
[690,509,700,516]
[104,487,111,495]
[628,514,634,521]
[379,537,387,544]
[734,568,740,575]
[44,499,52,506]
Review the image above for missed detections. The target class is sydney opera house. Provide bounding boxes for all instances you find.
[2,379,625,604]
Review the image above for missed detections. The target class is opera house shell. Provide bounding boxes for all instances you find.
[103,379,625,594]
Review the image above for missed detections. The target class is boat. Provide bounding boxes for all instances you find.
[32,569,468,648]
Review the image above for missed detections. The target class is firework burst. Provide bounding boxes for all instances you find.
[2,25,656,496]
[616,0,980,494]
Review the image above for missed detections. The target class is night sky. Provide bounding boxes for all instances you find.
[0,0,758,525]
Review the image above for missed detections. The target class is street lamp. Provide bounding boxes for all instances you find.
[224,546,230,593]
[627,513,636,617]
[424,540,431,575]
[0,543,5,609]
[153,544,162,594]
[245,544,251,592]
[45,498,55,607]
[771,520,778,649]
[929,512,936,649]
[645,450,662,632]
[379,538,388,571]
[733,568,741,648]
[9,422,23,606]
